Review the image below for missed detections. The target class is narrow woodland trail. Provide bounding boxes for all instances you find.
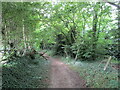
[43,53,86,88]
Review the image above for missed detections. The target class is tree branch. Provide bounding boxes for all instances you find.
[104,0,120,9]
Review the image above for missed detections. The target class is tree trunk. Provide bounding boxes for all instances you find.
[0,3,3,89]
[0,2,3,62]
[22,19,27,54]
[92,4,99,60]
[117,1,120,59]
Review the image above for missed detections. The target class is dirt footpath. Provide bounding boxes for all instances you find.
[44,56,86,88]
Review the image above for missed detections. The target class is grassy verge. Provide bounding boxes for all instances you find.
[2,55,50,88]
[61,57,119,88]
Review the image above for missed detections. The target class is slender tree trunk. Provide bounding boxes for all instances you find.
[82,15,86,37]
[4,24,7,56]
[74,47,80,63]
[0,3,3,89]
[117,1,120,59]
[0,2,3,62]
[22,19,27,54]
[92,6,98,60]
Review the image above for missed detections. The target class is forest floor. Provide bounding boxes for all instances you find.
[2,51,119,88]
[2,55,50,88]
[61,56,119,88]
[42,53,86,88]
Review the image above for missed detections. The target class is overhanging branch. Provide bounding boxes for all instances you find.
[103,0,120,9]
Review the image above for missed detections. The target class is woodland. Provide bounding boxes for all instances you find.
[0,1,120,88]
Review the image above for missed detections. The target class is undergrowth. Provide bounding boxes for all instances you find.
[2,55,50,88]
[46,50,54,56]
[61,57,119,88]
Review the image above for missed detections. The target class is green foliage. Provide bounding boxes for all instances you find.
[2,55,50,88]
[2,2,119,88]
[2,2,118,60]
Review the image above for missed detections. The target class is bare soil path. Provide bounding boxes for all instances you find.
[43,54,86,88]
